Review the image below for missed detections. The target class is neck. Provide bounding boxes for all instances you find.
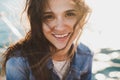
[52,51,69,61]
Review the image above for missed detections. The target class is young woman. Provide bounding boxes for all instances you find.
[2,0,93,80]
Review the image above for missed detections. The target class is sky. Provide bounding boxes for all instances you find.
[81,0,120,50]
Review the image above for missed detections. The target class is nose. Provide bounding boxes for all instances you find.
[54,17,66,32]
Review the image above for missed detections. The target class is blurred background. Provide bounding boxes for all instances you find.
[0,0,120,80]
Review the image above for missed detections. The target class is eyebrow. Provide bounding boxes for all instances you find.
[44,9,77,14]
[43,11,53,14]
[65,9,77,13]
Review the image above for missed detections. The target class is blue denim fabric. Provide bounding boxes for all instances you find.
[6,43,93,80]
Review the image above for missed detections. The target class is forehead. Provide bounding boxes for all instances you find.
[45,0,76,11]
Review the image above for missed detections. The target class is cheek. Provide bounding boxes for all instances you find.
[42,24,51,39]
[42,23,51,33]
[65,20,77,29]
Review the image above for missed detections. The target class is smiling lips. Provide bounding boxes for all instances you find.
[52,33,70,41]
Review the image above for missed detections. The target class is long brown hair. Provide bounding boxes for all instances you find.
[2,0,90,80]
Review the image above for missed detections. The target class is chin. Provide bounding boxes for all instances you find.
[56,45,67,50]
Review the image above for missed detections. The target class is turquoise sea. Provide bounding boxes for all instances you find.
[0,1,25,79]
[0,0,24,49]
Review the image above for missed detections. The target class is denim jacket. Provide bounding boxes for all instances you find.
[6,43,93,80]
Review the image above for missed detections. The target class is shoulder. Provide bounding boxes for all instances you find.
[6,54,30,78]
[72,43,94,65]
[73,43,94,64]
[76,43,94,56]
[6,56,31,80]
[5,50,35,80]
[6,55,29,71]
[6,49,30,72]
[6,56,27,67]
[72,43,94,72]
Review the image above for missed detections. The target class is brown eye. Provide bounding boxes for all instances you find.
[65,12,77,18]
[43,14,55,21]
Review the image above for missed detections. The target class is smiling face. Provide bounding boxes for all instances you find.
[42,0,79,50]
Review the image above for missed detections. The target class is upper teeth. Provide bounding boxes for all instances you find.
[54,33,69,38]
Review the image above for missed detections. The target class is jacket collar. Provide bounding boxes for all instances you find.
[68,43,92,79]
[47,58,53,70]
[46,43,92,79]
